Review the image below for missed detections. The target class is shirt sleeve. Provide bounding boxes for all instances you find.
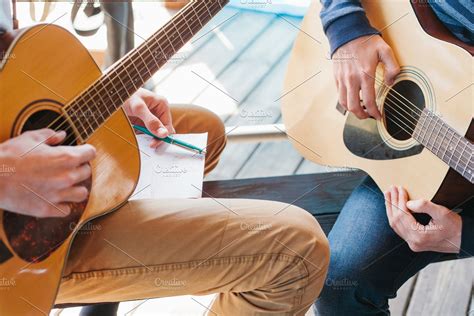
[459,212,474,258]
[319,0,380,56]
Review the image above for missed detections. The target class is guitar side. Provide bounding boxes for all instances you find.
[282,0,473,204]
[0,25,140,315]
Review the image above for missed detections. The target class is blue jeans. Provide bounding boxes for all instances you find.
[315,177,459,315]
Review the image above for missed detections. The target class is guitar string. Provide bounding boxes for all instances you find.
[40,0,221,138]
[58,68,471,168]
[30,1,471,168]
[47,0,224,136]
[382,95,470,165]
[372,72,471,167]
[34,0,446,143]
[371,75,471,165]
[45,1,220,137]
[378,99,470,173]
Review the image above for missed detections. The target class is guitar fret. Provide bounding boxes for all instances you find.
[101,80,120,118]
[136,49,153,78]
[418,110,428,145]
[185,16,195,35]
[130,53,146,86]
[191,4,204,27]
[115,71,129,102]
[433,119,444,156]
[85,95,100,131]
[451,134,462,166]
[145,41,160,67]
[456,140,467,173]
[164,28,177,54]
[462,143,473,180]
[66,102,88,140]
[76,101,94,136]
[93,91,108,123]
[173,21,186,46]
[203,1,213,17]
[124,66,139,91]
[423,112,434,150]
[444,127,456,164]
[64,0,229,143]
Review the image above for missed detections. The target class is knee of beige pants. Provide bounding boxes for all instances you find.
[210,202,330,316]
[170,104,226,175]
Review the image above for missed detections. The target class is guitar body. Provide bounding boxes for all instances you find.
[0,25,140,315]
[282,0,473,206]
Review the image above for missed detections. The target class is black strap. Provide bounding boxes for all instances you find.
[12,0,18,29]
[71,0,103,37]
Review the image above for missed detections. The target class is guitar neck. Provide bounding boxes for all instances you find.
[65,0,228,140]
[413,108,473,183]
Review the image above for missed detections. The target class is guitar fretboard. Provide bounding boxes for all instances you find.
[65,0,228,140]
[413,108,473,183]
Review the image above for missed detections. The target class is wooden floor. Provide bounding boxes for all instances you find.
[47,4,473,316]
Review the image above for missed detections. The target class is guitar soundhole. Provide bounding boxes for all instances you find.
[383,80,425,141]
[3,108,90,263]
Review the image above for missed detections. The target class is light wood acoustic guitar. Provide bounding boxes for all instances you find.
[0,1,228,314]
[282,0,473,209]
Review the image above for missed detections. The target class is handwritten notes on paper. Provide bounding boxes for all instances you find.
[130,133,207,200]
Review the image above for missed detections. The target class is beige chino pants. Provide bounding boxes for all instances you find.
[56,105,330,315]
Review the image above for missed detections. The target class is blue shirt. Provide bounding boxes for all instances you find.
[320,0,474,55]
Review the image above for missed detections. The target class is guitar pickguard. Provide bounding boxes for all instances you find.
[3,178,91,263]
[343,113,424,160]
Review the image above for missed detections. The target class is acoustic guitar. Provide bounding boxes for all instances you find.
[0,0,228,314]
[282,0,473,209]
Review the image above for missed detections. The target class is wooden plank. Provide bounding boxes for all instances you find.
[153,11,275,104]
[117,295,214,316]
[150,7,242,85]
[192,16,302,117]
[203,172,365,216]
[207,53,293,180]
[389,275,417,316]
[406,259,474,316]
[236,140,303,178]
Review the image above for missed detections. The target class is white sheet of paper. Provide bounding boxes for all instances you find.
[130,133,207,200]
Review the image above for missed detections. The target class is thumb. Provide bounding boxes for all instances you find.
[30,129,66,146]
[406,199,444,219]
[379,46,400,86]
[141,106,169,138]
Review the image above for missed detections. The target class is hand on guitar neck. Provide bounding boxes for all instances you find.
[332,35,400,120]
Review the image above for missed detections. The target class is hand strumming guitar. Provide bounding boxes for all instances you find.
[0,129,96,218]
[332,35,400,120]
[0,89,175,218]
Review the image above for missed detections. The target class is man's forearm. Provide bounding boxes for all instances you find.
[320,0,379,55]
